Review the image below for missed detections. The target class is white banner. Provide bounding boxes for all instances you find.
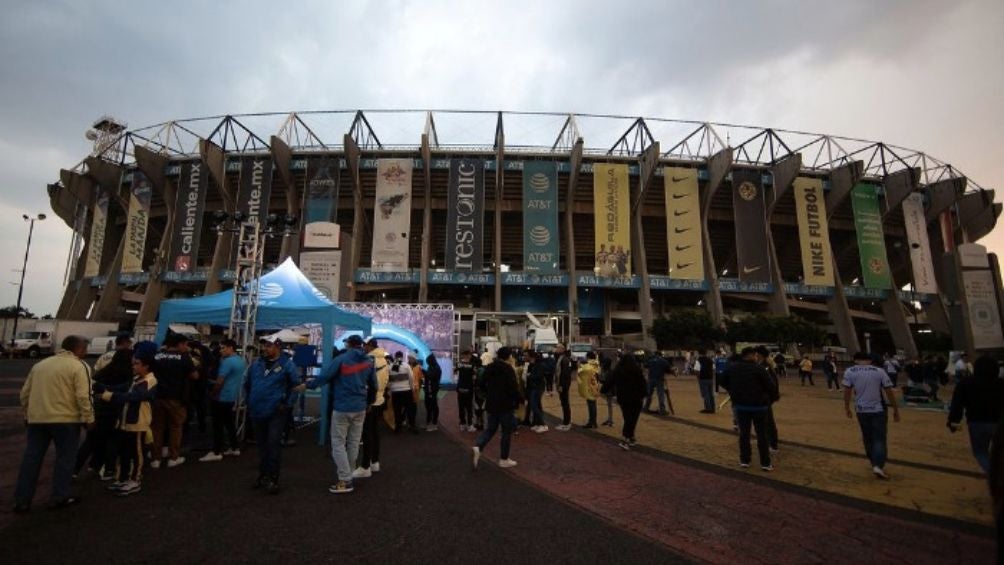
[84,189,109,278]
[902,193,937,294]
[303,221,340,249]
[300,251,342,301]
[962,269,1004,349]
[371,159,413,272]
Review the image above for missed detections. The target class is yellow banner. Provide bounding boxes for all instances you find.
[593,163,631,277]
[664,167,704,280]
[84,190,108,278]
[792,177,834,286]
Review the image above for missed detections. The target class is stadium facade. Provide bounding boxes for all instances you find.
[46,110,1004,356]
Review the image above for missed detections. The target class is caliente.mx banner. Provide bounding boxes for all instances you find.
[522,161,559,272]
[236,157,273,226]
[169,161,209,273]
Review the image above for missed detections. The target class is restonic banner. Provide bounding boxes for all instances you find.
[446,159,485,271]
[304,156,339,224]
[236,157,273,226]
[522,161,559,272]
[122,172,153,274]
[169,161,209,273]
[664,166,703,280]
[731,169,771,284]
[84,188,109,278]
[792,177,834,286]
[902,193,938,294]
[372,159,413,272]
[851,184,892,289]
[593,163,631,277]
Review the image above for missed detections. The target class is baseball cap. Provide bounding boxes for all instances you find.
[343,335,363,346]
[259,335,281,345]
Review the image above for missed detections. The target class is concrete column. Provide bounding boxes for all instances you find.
[344,134,363,302]
[634,143,659,349]
[83,158,128,322]
[765,154,801,316]
[823,161,864,354]
[271,136,299,263]
[879,168,921,359]
[135,146,175,325]
[493,133,504,311]
[58,170,98,319]
[564,141,583,339]
[419,134,433,303]
[201,139,233,295]
[701,148,732,324]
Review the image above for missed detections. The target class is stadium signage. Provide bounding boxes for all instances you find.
[354,269,421,284]
[169,161,209,272]
[851,184,892,289]
[718,278,774,294]
[502,272,568,286]
[84,188,109,278]
[576,273,639,289]
[650,276,708,291]
[592,163,631,277]
[902,193,937,294]
[792,177,834,286]
[371,159,412,271]
[522,161,560,273]
[236,157,273,226]
[304,156,339,223]
[843,285,887,300]
[782,283,834,297]
[428,271,494,285]
[664,166,704,281]
[446,159,485,271]
[122,171,152,273]
[731,169,771,284]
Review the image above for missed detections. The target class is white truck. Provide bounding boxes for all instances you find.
[525,313,560,354]
[12,320,119,358]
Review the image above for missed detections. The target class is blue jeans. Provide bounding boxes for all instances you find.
[476,411,516,460]
[529,388,545,426]
[968,421,997,474]
[856,411,888,468]
[252,410,286,482]
[15,423,81,506]
[698,379,715,411]
[330,410,366,483]
[645,378,667,412]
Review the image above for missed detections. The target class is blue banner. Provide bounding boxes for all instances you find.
[523,161,560,272]
[305,156,339,223]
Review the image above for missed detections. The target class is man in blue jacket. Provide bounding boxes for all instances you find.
[307,334,376,495]
[245,336,304,494]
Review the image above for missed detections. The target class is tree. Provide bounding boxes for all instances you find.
[724,313,827,349]
[651,309,724,350]
[0,305,34,319]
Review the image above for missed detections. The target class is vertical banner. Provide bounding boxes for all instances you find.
[792,177,834,286]
[236,157,273,226]
[300,250,342,301]
[851,184,892,289]
[445,159,485,271]
[371,159,413,272]
[902,193,938,294]
[664,166,703,280]
[169,161,209,272]
[122,172,152,273]
[522,161,559,272]
[592,163,631,277]
[731,169,771,284]
[304,156,339,224]
[963,269,1004,349]
[84,188,109,278]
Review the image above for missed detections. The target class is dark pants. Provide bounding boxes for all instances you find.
[360,404,383,468]
[211,400,239,454]
[886,371,898,387]
[476,410,516,460]
[15,423,81,506]
[74,415,117,475]
[558,387,571,425]
[968,421,997,474]
[766,405,778,450]
[545,373,555,393]
[698,379,715,412]
[926,379,940,401]
[620,401,642,440]
[736,409,771,467]
[457,391,474,426]
[529,388,545,426]
[856,411,888,468]
[391,390,416,431]
[424,389,439,425]
[474,394,486,429]
[799,371,814,386]
[190,381,208,432]
[116,430,145,482]
[585,400,597,426]
[252,410,286,482]
[824,371,839,390]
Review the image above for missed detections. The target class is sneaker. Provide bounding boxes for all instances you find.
[739,462,750,469]
[166,457,186,468]
[532,426,547,434]
[468,425,478,432]
[107,481,128,491]
[199,452,223,463]
[761,465,775,472]
[266,481,280,495]
[116,481,142,496]
[498,458,518,468]
[618,441,631,451]
[99,473,116,482]
[872,466,889,479]
[223,449,241,457]
[769,448,780,454]
[149,460,161,470]
[472,446,481,469]
[371,462,381,473]
[352,467,372,479]
[328,481,354,494]
[426,425,438,432]
[555,424,571,431]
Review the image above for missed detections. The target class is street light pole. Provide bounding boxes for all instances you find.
[10,214,45,353]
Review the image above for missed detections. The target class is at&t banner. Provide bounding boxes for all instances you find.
[851,184,892,289]
[122,172,152,274]
[84,188,109,278]
[446,159,484,271]
[522,161,559,272]
[731,169,771,284]
[236,158,273,226]
[372,159,413,272]
[792,177,834,286]
[664,166,703,280]
[593,163,631,277]
[902,193,938,294]
[169,161,209,273]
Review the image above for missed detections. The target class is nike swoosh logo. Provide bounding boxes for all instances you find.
[674,245,692,251]
[676,262,693,269]
[673,210,689,216]
[742,266,761,274]
[674,227,691,234]
[671,193,689,199]
[671,176,689,182]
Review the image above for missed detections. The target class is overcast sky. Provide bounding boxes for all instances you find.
[1,0,1002,316]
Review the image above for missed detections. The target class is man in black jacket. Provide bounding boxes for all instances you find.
[472,347,521,469]
[555,345,575,431]
[720,347,779,471]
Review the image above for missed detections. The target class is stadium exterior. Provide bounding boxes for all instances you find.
[46,110,1004,357]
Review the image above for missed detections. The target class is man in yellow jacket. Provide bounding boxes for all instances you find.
[14,335,95,512]
[577,352,601,428]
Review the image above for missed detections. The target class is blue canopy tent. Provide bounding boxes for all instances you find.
[155,257,372,444]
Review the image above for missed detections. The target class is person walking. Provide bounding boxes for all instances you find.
[799,356,815,386]
[388,352,417,433]
[75,345,132,479]
[200,339,246,462]
[150,333,198,469]
[307,335,376,495]
[524,351,548,433]
[756,346,781,453]
[719,347,779,471]
[697,350,715,413]
[644,351,671,415]
[599,355,617,427]
[101,350,158,497]
[14,336,95,513]
[422,354,442,431]
[246,336,304,494]
[555,345,575,431]
[355,339,389,478]
[455,350,477,432]
[823,353,840,391]
[843,351,900,479]
[883,353,901,387]
[472,347,521,469]
[610,353,647,450]
[947,355,1004,474]
[577,352,601,428]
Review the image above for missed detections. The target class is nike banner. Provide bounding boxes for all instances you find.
[792,177,834,286]
[593,163,631,277]
[523,161,560,273]
[731,169,771,284]
[902,193,938,294]
[169,161,210,273]
[236,157,273,227]
[664,166,703,280]
[445,159,485,271]
[122,171,152,274]
[84,188,109,278]
[851,184,892,289]
[372,159,413,272]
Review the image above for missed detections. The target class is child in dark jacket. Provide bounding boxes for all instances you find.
[99,352,158,496]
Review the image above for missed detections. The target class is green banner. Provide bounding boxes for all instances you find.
[851,184,892,289]
[523,161,559,272]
